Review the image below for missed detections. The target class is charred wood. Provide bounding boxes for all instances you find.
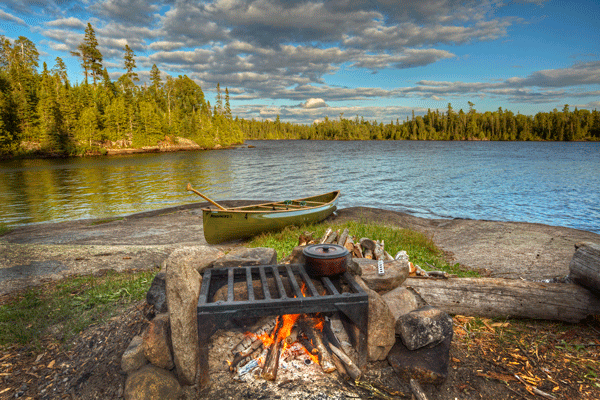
[298,316,336,373]
[261,317,283,381]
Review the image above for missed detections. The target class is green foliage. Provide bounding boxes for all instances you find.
[241,105,600,142]
[0,269,156,348]
[1,31,598,158]
[246,221,479,277]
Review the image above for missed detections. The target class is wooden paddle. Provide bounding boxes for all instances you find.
[186,183,227,210]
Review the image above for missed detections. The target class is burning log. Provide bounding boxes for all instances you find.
[298,316,336,373]
[261,317,284,381]
[284,325,299,345]
[298,333,318,355]
[231,318,277,358]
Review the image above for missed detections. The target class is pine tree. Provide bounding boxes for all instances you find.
[72,23,103,85]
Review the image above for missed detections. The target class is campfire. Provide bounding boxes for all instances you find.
[228,310,363,383]
[127,227,467,399]
[196,262,369,387]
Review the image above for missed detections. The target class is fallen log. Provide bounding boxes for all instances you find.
[404,277,600,323]
[569,242,600,295]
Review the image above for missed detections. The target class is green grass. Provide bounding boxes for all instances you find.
[246,221,479,277]
[0,269,157,349]
[0,223,12,236]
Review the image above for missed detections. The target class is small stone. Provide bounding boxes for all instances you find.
[396,305,453,350]
[382,286,425,322]
[164,246,224,274]
[387,333,452,385]
[146,273,168,313]
[124,364,182,400]
[210,247,277,268]
[143,313,174,370]
[121,335,147,374]
[354,258,409,292]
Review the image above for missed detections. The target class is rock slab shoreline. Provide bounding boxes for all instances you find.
[1,202,599,296]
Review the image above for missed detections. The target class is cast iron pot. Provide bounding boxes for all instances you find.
[303,244,349,277]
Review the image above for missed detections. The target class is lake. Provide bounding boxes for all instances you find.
[1,140,599,234]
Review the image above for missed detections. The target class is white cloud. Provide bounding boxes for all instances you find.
[0,9,26,25]
[303,98,328,109]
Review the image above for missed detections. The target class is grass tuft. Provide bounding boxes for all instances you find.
[247,221,479,277]
[0,269,157,349]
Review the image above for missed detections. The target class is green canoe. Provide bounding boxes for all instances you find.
[201,190,340,244]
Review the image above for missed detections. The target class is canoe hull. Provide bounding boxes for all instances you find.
[202,191,339,244]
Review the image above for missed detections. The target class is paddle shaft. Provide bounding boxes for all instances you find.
[186,183,227,210]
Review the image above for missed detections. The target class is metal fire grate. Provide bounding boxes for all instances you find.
[197,264,369,370]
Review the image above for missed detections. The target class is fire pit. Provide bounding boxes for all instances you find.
[197,264,368,387]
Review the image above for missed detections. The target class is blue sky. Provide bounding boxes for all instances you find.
[1,0,599,124]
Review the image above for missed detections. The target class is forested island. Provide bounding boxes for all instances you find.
[1,25,599,158]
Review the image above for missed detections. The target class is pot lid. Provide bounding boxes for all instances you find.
[303,244,349,259]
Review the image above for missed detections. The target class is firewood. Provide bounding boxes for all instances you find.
[299,231,314,246]
[328,315,356,361]
[383,251,395,261]
[320,228,333,244]
[261,317,283,381]
[351,240,363,258]
[363,249,373,259]
[298,334,318,355]
[328,343,362,381]
[298,316,336,373]
[410,378,429,400]
[344,236,355,252]
[323,229,338,244]
[337,228,349,247]
[231,318,277,357]
[329,352,349,380]
[230,345,263,373]
[405,277,600,323]
[359,238,376,253]
[284,325,299,345]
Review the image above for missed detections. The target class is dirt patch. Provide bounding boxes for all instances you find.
[2,301,598,400]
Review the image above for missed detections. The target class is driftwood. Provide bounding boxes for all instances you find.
[569,242,600,295]
[405,277,600,323]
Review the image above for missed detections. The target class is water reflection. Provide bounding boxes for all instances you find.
[1,140,599,234]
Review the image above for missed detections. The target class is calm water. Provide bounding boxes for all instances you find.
[1,140,599,234]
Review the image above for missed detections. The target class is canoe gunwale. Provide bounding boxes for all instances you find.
[200,190,340,214]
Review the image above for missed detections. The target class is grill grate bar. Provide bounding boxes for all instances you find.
[227,268,234,302]
[285,265,303,298]
[246,267,255,301]
[272,266,288,299]
[321,276,339,295]
[298,267,320,297]
[258,266,271,300]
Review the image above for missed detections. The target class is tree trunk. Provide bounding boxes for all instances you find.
[404,277,600,323]
[569,242,600,295]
